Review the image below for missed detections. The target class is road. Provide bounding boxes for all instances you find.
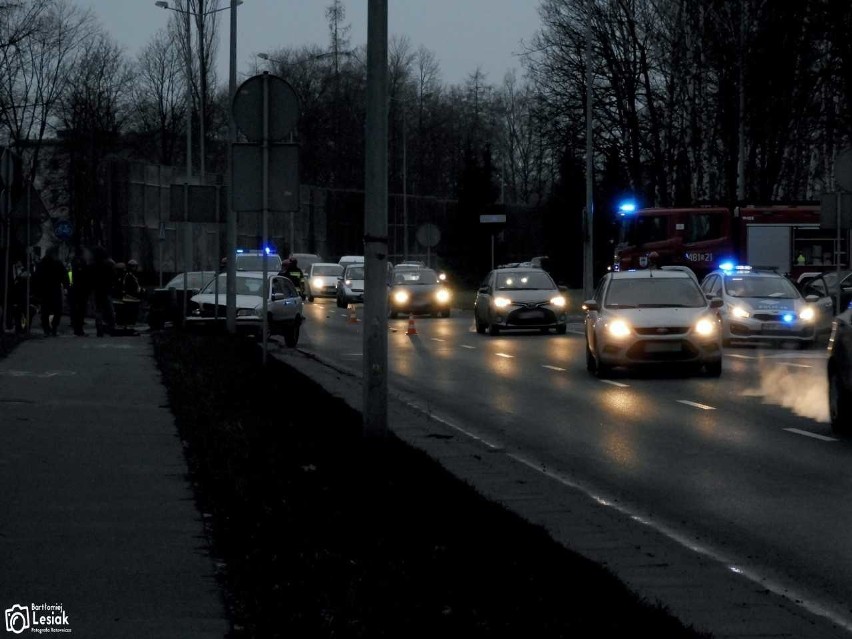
[295,298,851,626]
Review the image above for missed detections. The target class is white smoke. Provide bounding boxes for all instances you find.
[740,360,830,423]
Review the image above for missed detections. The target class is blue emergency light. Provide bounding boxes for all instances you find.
[719,261,735,272]
[783,313,794,323]
[618,200,637,216]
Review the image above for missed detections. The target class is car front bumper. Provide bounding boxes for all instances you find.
[724,317,816,342]
[596,334,722,366]
[490,306,568,330]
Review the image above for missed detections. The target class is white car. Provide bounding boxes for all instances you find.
[337,264,364,307]
[306,262,343,301]
[584,268,723,377]
[188,272,304,346]
[701,266,829,346]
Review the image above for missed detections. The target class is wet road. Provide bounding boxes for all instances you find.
[296,299,851,625]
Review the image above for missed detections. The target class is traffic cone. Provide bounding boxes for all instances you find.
[347,304,359,324]
[405,313,417,336]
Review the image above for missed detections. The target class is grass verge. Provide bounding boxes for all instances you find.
[152,332,709,638]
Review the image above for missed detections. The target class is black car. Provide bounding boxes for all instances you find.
[388,268,452,318]
[829,305,852,434]
[801,270,852,316]
[147,271,216,329]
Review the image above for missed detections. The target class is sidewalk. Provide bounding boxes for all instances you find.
[0,328,227,637]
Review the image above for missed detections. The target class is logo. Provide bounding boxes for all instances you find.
[4,603,71,634]
[4,606,29,635]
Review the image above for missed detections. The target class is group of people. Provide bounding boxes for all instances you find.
[31,246,141,337]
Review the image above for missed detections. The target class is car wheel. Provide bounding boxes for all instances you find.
[307,295,314,303]
[829,361,851,435]
[705,360,723,377]
[556,324,567,335]
[595,362,612,378]
[475,316,487,334]
[283,319,301,347]
[488,323,500,336]
[585,343,597,373]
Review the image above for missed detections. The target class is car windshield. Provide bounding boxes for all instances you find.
[605,277,707,308]
[394,269,438,285]
[235,254,282,271]
[312,264,343,277]
[202,274,265,296]
[166,272,215,290]
[346,266,365,280]
[724,275,799,299]
[496,271,555,290]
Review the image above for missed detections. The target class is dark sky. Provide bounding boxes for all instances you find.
[84,1,541,86]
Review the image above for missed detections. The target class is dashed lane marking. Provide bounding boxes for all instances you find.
[495,353,514,359]
[431,338,446,342]
[677,400,715,410]
[781,363,812,369]
[461,345,476,350]
[568,330,585,336]
[727,353,756,359]
[542,365,566,372]
[783,428,838,442]
[600,379,629,388]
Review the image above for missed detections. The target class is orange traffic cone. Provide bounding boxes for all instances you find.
[347,304,359,324]
[405,313,417,336]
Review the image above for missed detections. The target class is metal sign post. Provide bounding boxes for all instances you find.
[261,73,270,364]
[480,214,506,271]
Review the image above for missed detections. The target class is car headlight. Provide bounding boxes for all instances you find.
[436,288,451,303]
[799,306,815,322]
[393,290,410,304]
[730,305,750,318]
[312,277,324,288]
[236,308,256,317]
[607,319,631,338]
[493,296,512,308]
[694,318,716,336]
[549,295,566,308]
[345,279,352,286]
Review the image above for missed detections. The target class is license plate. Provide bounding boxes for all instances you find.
[516,310,543,320]
[645,342,681,353]
[762,322,791,331]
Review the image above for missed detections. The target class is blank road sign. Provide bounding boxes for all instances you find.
[479,214,507,223]
[232,143,300,212]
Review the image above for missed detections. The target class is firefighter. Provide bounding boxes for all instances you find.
[283,256,305,297]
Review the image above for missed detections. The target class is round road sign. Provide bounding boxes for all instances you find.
[835,148,852,192]
[232,73,300,143]
[416,223,441,248]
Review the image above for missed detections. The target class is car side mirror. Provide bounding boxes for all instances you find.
[582,299,599,312]
[558,284,568,293]
[478,286,489,294]
[709,297,723,309]
[805,294,819,303]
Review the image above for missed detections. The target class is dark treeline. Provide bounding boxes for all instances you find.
[1,0,851,277]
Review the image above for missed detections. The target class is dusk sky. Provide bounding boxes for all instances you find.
[83,1,542,86]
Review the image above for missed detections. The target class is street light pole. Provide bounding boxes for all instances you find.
[182,0,193,321]
[198,0,206,181]
[363,0,388,437]
[226,0,238,333]
[583,0,594,300]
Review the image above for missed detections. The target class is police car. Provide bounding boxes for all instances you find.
[700,264,829,347]
[235,249,282,273]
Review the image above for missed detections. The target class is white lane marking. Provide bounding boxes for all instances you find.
[461,345,476,350]
[568,330,585,336]
[727,353,756,360]
[503,450,852,634]
[600,379,629,388]
[402,400,501,450]
[431,338,446,342]
[677,400,716,410]
[343,353,363,357]
[781,363,812,369]
[542,365,566,372]
[783,428,838,442]
[495,352,514,359]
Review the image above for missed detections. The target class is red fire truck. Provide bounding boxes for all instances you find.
[612,204,848,280]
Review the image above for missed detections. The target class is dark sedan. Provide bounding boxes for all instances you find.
[388,268,451,318]
[829,304,852,434]
[147,271,216,329]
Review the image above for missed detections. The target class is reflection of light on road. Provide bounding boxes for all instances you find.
[600,389,644,416]
[602,428,637,469]
[741,359,829,423]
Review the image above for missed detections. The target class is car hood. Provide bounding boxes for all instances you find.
[191,293,262,309]
[730,297,800,312]
[493,289,559,304]
[601,306,710,326]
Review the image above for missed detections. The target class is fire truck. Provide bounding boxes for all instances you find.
[612,204,848,280]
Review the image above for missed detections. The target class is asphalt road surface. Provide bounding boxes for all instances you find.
[297,299,850,626]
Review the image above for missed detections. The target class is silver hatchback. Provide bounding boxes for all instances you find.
[584,269,723,377]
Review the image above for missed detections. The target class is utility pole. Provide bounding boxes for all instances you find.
[182,0,193,322]
[736,0,746,202]
[402,105,408,261]
[197,0,206,181]
[226,0,238,333]
[363,0,388,437]
[583,0,594,300]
